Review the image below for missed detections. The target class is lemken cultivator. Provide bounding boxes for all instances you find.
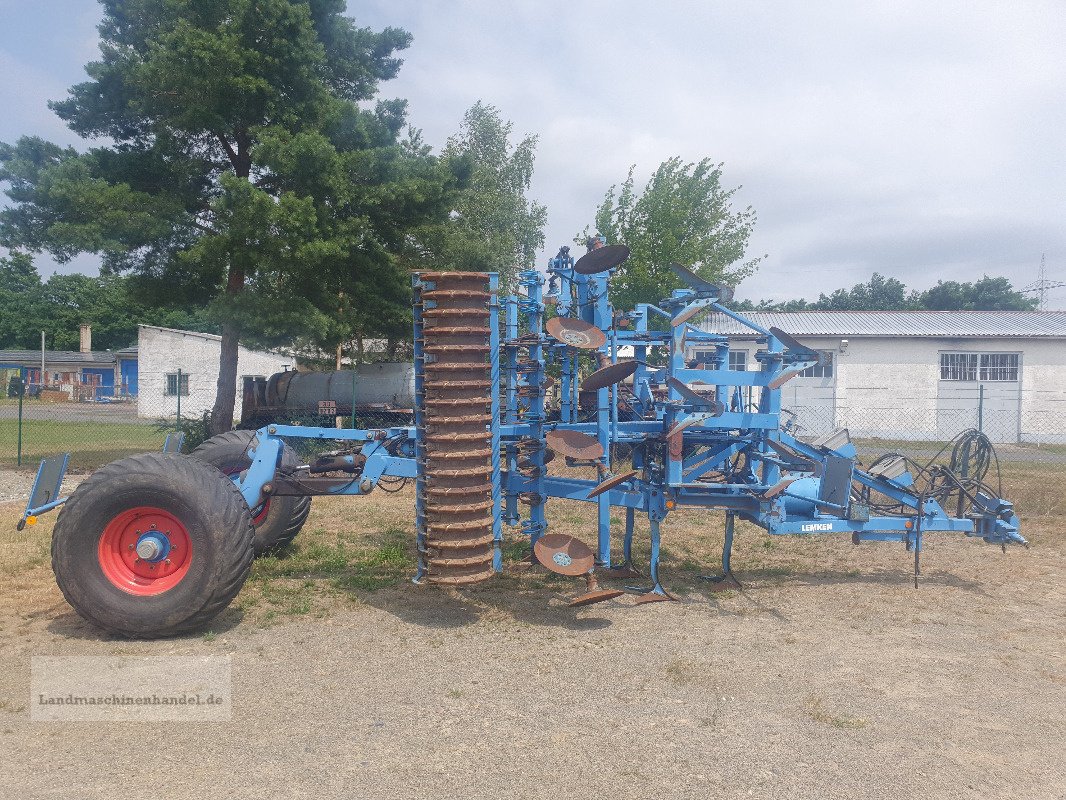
[20,243,1027,637]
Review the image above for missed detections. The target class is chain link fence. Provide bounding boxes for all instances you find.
[0,371,414,472]
[786,403,1066,464]
[4,370,1065,474]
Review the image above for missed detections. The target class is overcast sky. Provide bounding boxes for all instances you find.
[2,0,1064,307]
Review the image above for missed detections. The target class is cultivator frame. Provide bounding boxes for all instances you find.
[21,242,1028,634]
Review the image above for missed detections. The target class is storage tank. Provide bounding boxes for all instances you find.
[269,364,416,410]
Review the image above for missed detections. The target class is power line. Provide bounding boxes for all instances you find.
[1020,253,1065,311]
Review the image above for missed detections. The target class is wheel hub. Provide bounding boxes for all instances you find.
[135,531,171,562]
[98,507,192,596]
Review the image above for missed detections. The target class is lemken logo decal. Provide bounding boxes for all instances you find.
[801,523,834,532]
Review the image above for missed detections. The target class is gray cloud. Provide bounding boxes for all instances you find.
[3,0,1064,306]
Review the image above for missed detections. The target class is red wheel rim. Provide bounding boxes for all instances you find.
[98,507,193,596]
[222,467,270,525]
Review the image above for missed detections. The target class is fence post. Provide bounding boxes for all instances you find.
[350,366,357,429]
[16,380,24,467]
[977,383,984,433]
[176,367,182,430]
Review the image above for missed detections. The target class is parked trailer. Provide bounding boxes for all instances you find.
[241,364,415,427]
[20,245,1026,637]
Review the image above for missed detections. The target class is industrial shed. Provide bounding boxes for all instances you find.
[694,311,1066,444]
[136,325,292,420]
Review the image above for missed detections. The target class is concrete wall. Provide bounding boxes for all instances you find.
[136,326,291,421]
[691,335,1066,443]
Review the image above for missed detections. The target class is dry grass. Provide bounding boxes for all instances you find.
[1,458,1063,628]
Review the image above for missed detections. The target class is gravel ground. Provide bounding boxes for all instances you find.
[0,468,85,503]
[0,491,1063,800]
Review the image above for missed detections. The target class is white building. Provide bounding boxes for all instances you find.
[694,311,1066,444]
[137,326,292,422]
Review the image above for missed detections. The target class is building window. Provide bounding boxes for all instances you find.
[979,353,1019,381]
[940,353,978,381]
[728,351,747,371]
[800,351,834,379]
[940,353,1019,382]
[165,372,190,396]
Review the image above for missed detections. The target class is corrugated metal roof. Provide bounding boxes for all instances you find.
[0,350,116,365]
[700,311,1066,338]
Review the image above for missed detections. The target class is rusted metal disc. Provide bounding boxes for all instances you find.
[574,244,630,275]
[586,470,638,499]
[533,534,595,577]
[546,429,604,460]
[545,317,607,350]
[581,360,638,392]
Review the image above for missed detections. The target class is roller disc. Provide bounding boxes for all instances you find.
[545,317,607,350]
[546,429,604,460]
[573,244,630,275]
[416,271,495,586]
[533,533,595,577]
[581,360,638,392]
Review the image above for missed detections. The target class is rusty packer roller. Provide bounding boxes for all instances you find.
[415,272,496,585]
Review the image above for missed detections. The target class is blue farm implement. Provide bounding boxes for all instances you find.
[20,244,1026,636]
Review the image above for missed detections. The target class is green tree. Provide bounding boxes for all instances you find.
[589,158,762,310]
[734,272,1038,312]
[0,251,42,347]
[814,272,915,311]
[408,102,546,291]
[918,276,1037,311]
[0,0,455,433]
[0,254,213,352]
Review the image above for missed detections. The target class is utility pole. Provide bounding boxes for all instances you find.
[40,330,45,389]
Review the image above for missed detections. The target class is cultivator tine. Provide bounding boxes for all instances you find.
[633,589,678,604]
[587,470,639,499]
[666,377,723,411]
[767,367,804,390]
[669,262,734,302]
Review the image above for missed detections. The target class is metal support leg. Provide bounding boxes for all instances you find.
[602,505,640,579]
[699,511,742,589]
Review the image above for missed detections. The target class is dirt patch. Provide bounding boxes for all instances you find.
[0,469,1063,799]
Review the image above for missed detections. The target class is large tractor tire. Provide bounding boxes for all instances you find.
[51,452,255,638]
[191,430,312,555]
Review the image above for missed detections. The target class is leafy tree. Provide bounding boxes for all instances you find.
[0,254,212,352]
[407,102,546,291]
[0,0,456,433]
[814,272,914,311]
[589,158,762,310]
[0,252,42,347]
[917,276,1037,311]
[733,272,1037,312]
